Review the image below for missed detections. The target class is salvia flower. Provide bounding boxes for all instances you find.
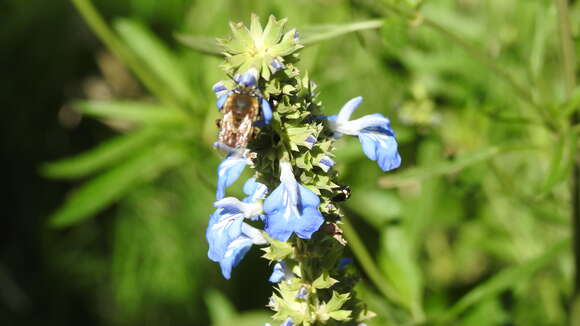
[268,261,294,283]
[206,180,268,279]
[263,161,325,242]
[327,96,402,172]
[318,155,335,172]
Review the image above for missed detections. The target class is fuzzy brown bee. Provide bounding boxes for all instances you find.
[214,69,272,149]
[218,91,260,149]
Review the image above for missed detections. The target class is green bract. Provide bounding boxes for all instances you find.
[218,14,303,80]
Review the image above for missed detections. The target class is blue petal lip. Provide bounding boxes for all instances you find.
[216,154,249,200]
[216,91,231,110]
[206,209,244,262]
[219,237,253,279]
[281,317,294,326]
[239,70,257,86]
[261,98,273,124]
[212,81,227,94]
[263,183,325,242]
[358,131,401,171]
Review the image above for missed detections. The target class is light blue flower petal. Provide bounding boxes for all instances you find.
[216,92,231,110]
[358,131,401,172]
[263,183,324,241]
[261,98,273,125]
[243,178,269,202]
[304,135,317,149]
[270,58,284,72]
[239,68,257,87]
[212,81,227,94]
[268,261,287,283]
[336,96,363,123]
[296,287,308,299]
[281,317,294,326]
[216,154,249,200]
[219,236,253,279]
[206,209,244,262]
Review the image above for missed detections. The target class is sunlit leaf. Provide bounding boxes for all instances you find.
[42,127,162,179]
[115,19,196,106]
[49,143,189,228]
[75,100,188,124]
[300,20,384,45]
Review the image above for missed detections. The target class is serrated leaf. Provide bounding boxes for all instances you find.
[49,144,188,228]
[328,310,352,321]
[326,291,350,312]
[437,239,569,323]
[115,19,195,105]
[75,100,188,124]
[42,128,162,179]
[262,235,294,261]
[301,20,384,45]
[312,272,338,289]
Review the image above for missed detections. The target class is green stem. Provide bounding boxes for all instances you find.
[69,0,189,115]
[340,217,401,306]
[554,0,579,322]
[380,1,554,131]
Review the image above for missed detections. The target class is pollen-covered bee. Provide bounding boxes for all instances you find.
[214,69,272,149]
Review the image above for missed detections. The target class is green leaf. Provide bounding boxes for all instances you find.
[262,235,294,261]
[312,272,338,289]
[437,239,569,324]
[205,289,237,325]
[75,100,188,124]
[300,20,384,45]
[325,291,350,312]
[41,128,162,179]
[174,34,222,56]
[379,144,535,188]
[115,19,195,106]
[49,143,189,228]
[328,310,352,321]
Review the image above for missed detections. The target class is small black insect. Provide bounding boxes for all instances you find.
[332,185,351,202]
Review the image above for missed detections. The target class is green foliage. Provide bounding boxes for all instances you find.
[39,0,577,325]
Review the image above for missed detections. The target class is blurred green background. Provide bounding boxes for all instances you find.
[2,0,578,325]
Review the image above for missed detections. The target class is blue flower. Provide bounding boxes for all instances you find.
[263,161,324,242]
[213,68,272,125]
[281,317,294,326]
[270,58,285,73]
[296,287,308,299]
[216,149,252,200]
[268,261,294,283]
[318,155,335,172]
[303,135,317,149]
[327,96,401,172]
[206,196,266,279]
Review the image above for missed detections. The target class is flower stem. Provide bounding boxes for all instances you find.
[340,217,401,306]
[554,0,579,321]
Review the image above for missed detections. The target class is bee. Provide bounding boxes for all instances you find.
[331,185,351,202]
[217,87,261,149]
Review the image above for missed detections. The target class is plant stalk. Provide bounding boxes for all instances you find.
[554,0,579,322]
